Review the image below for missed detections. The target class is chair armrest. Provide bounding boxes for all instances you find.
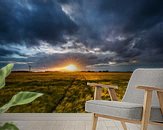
[87,82,118,101]
[87,82,118,89]
[137,86,163,117]
[137,86,163,92]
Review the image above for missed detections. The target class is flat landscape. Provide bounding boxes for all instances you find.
[0,71,131,113]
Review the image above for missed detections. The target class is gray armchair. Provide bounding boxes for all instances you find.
[85,69,163,130]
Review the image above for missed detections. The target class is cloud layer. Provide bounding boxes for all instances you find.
[0,0,163,71]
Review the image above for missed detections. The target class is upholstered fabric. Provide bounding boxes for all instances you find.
[123,68,163,106]
[85,100,163,122]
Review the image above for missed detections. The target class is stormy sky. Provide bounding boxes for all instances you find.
[0,0,163,71]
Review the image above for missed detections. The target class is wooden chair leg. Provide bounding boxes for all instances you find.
[157,91,163,114]
[141,90,152,130]
[121,121,127,130]
[92,113,98,130]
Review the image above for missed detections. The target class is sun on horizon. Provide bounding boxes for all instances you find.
[64,64,78,71]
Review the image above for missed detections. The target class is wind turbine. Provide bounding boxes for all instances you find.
[27,63,32,72]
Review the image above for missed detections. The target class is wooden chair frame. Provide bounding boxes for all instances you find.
[87,83,163,130]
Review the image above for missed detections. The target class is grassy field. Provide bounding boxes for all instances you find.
[0,71,131,113]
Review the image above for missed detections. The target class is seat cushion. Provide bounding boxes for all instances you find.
[85,100,163,122]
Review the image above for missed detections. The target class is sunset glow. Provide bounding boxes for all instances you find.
[65,64,78,71]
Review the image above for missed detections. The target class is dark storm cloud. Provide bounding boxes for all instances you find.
[98,0,163,33]
[0,0,163,70]
[58,0,163,64]
[0,48,16,56]
[0,47,27,57]
[0,0,78,46]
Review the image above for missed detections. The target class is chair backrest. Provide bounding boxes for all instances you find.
[122,68,163,107]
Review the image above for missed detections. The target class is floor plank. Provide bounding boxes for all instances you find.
[0,113,122,130]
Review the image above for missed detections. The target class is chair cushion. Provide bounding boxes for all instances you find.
[85,100,163,122]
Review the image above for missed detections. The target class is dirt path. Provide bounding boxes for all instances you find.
[51,77,76,112]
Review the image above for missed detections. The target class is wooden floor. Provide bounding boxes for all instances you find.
[0,113,140,130]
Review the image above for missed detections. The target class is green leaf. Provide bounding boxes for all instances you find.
[0,123,19,130]
[0,64,14,89]
[0,80,5,89]
[0,91,43,113]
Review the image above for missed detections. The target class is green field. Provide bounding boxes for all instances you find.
[0,71,131,113]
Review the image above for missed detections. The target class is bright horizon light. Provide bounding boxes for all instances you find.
[64,64,78,71]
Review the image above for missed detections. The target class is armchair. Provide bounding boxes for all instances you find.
[85,69,163,130]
